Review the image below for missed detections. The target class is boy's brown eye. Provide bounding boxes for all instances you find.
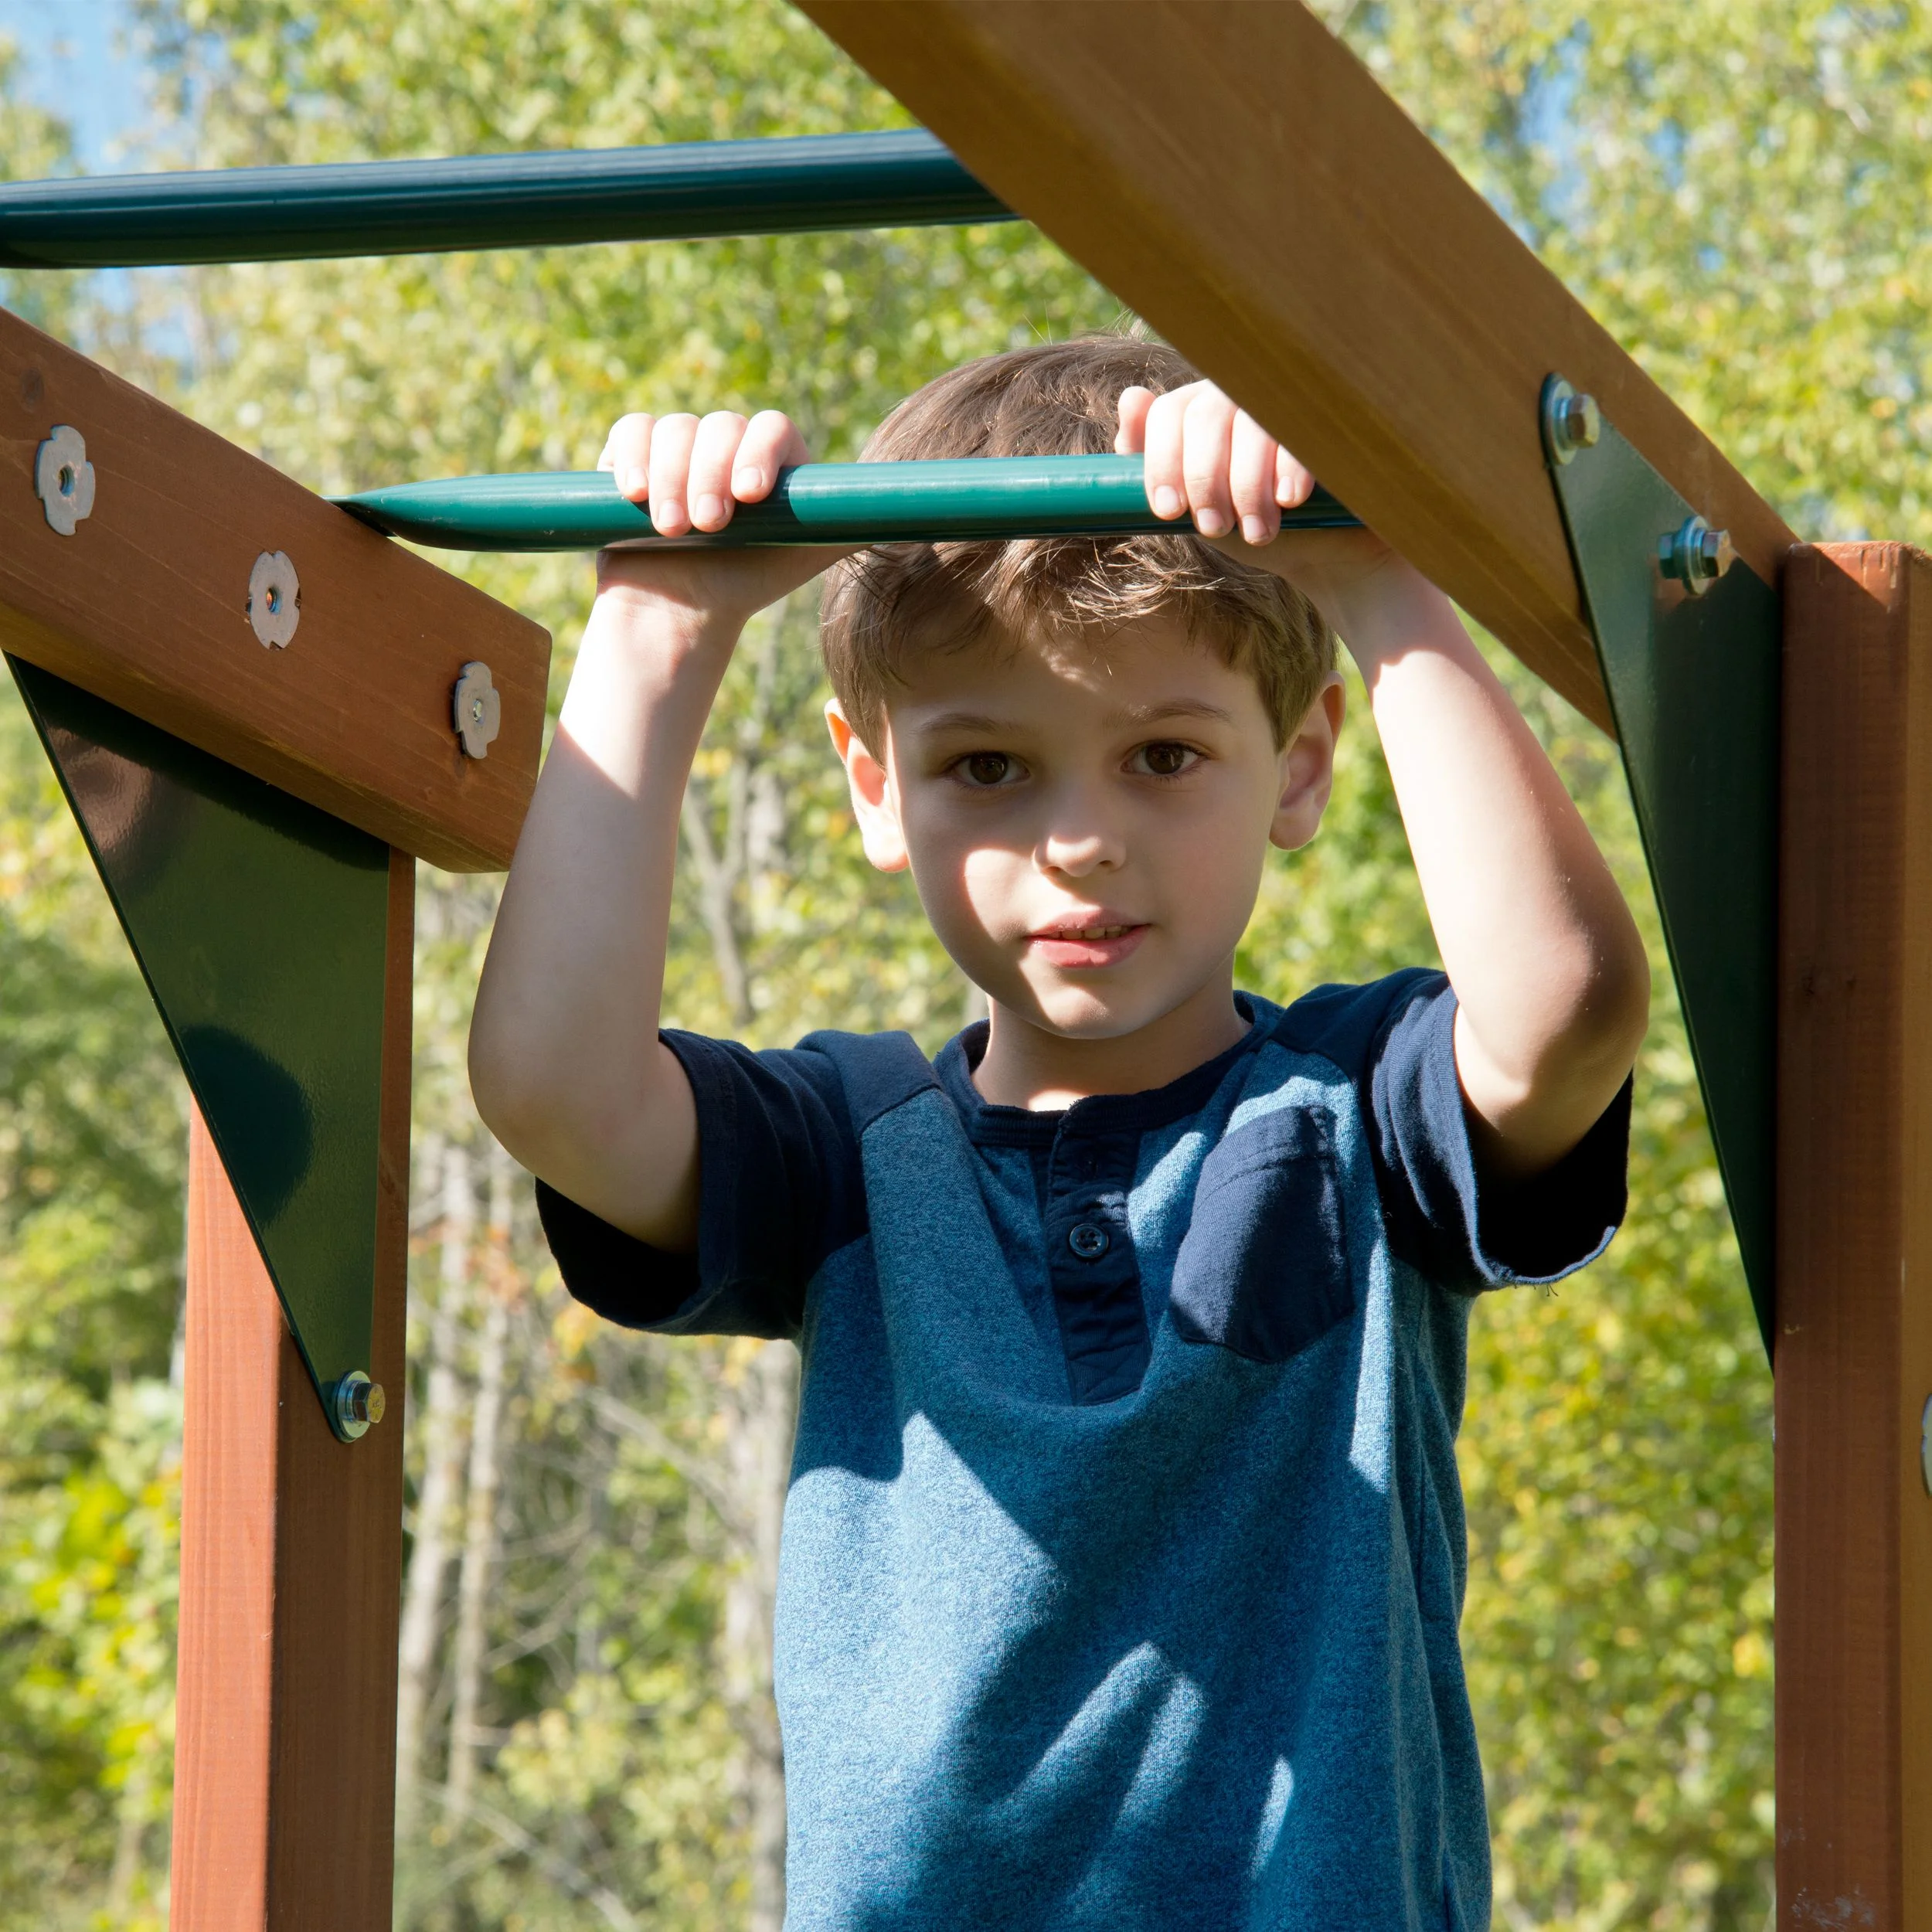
[963,753,1012,786]
[1141,742,1191,777]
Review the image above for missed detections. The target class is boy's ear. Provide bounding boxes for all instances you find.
[1270,673,1346,852]
[825,699,910,873]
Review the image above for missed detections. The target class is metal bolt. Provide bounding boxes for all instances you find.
[247,549,301,648]
[332,1370,386,1442]
[1540,377,1601,467]
[1658,515,1736,597]
[452,660,502,760]
[33,424,96,536]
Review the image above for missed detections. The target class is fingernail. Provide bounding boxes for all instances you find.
[1196,508,1230,539]
[1153,485,1182,519]
[655,498,684,530]
[694,493,726,526]
[1243,515,1270,546]
[733,465,761,495]
[620,466,647,498]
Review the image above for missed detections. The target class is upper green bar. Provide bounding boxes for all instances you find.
[0,130,1012,270]
[335,456,1362,553]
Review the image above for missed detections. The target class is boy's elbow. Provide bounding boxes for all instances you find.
[468,1023,561,1175]
[1478,932,1650,1117]
[1585,930,1651,1078]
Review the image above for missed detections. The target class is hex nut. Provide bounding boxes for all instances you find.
[332,1370,385,1442]
[1659,515,1736,597]
[34,424,97,536]
[1540,377,1602,467]
[1560,391,1601,454]
[247,550,301,648]
[453,661,502,760]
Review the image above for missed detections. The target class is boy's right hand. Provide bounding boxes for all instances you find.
[595,407,840,627]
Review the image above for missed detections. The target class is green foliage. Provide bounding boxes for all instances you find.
[0,1,1925,1925]
[1325,0,1932,549]
[0,35,80,339]
[0,68,183,1927]
[0,617,185,1926]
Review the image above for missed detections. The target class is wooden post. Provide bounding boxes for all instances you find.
[172,848,413,1930]
[1777,543,1932,1929]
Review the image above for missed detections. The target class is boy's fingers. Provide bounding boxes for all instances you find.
[604,412,655,498]
[1180,387,1237,540]
[688,411,750,531]
[645,413,700,536]
[1230,412,1281,546]
[1115,385,1157,456]
[733,410,808,502]
[1141,387,1192,520]
[1276,447,1316,509]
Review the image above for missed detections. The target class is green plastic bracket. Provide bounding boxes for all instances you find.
[1540,376,1781,1358]
[9,658,394,1436]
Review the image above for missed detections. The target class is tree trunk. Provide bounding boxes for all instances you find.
[393,1134,471,1838]
[446,1145,513,1809]
[721,1340,798,1932]
[690,711,796,1923]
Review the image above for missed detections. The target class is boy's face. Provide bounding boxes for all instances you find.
[828,615,1343,1046]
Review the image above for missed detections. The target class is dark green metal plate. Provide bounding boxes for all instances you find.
[1543,391,1780,1356]
[9,657,392,1420]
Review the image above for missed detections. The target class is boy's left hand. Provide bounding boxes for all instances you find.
[1117,379,1391,623]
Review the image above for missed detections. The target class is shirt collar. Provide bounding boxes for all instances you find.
[933,992,1274,1145]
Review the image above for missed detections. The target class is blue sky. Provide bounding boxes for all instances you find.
[1,0,146,172]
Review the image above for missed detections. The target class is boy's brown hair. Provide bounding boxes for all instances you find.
[820,336,1336,751]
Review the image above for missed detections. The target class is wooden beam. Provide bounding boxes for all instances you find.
[799,0,1798,733]
[1776,543,1932,1930]
[171,849,413,1929]
[1,310,546,870]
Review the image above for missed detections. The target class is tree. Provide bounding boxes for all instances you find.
[0,41,185,1932]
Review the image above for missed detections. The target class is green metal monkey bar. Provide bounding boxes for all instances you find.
[337,456,1361,552]
[0,130,1010,268]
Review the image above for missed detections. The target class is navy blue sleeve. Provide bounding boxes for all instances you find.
[534,1029,866,1339]
[1277,971,1630,1291]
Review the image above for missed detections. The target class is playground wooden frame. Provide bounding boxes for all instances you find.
[0,311,546,872]
[2,2,1920,1925]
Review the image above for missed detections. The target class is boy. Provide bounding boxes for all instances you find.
[470,337,1649,1929]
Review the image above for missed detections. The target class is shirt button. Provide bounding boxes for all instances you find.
[1068,1221,1110,1260]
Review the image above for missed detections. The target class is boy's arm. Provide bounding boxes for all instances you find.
[469,407,839,1247]
[1124,383,1650,1182]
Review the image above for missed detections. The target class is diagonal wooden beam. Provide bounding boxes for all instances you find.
[1,307,547,870]
[799,0,1796,733]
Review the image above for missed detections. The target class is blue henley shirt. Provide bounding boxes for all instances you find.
[539,971,1629,1930]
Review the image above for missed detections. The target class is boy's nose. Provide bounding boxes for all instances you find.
[1037,822,1125,877]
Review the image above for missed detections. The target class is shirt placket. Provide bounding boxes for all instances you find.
[1043,1114,1148,1403]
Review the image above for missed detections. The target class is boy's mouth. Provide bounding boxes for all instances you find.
[1026,921,1150,969]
